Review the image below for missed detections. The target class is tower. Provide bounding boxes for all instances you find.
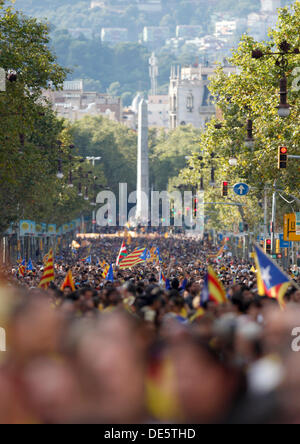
[149,52,158,96]
[136,99,149,223]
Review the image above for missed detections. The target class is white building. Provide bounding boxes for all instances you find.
[43,80,122,123]
[169,64,236,130]
[90,0,162,12]
[247,0,282,41]
[122,93,169,130]
[137,0,162,12]
[260,0,281,12]
[148,95,169,129]
[101,28,129,44]
[215,20,237,37]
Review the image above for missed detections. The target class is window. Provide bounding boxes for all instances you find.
[186,93,194,112]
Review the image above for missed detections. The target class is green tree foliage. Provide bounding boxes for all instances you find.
[0,1,90,233]
[176,2,300,232]
[150,125,202,191]
[14,0,262,99]
[69,116,138,196]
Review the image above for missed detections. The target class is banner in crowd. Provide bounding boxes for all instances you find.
[19,220,80,237]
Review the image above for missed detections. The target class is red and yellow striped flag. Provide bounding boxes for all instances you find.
[119,248,145,270]
[39,249,55,289]
[102,264,110,279]
[60,270,75,292]
[207,266,227,305]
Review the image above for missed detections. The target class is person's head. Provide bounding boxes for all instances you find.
[63,286,73,298]
[171,278,180,290]
[105,287,121,307]
[168,294,185,314]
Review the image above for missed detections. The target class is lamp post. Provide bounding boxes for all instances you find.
[252,41,299,118]
[86,156,102,233]
[56,141,75,180]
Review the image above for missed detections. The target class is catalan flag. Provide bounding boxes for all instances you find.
[39,249,55,289]
[116,240,128,266]
[61,270,76,292]
[119,248,147,270]
[201,267,227,305]
[18,259,26,277]
[254,244,291,309]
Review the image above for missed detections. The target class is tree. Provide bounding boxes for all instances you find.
[0,1,90,233]
[69,116,138,197]
[176,2,300,232]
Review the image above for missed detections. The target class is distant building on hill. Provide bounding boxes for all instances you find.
[143,26,170,48]
[247,0,282,41]
[43,80,122,122]
[90,0,162,13]
[215,20,237,37]
[101,28,129,44]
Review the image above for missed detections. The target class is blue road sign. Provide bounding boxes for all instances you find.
[233,183,250,196]
[279,234,292,249]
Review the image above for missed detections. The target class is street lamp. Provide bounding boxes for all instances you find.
[277,76,291,118]
[252,41,299,118]
[245,118,254,149]
[56,159,64,179]
[86,157,102,233]
[56,142,75,180]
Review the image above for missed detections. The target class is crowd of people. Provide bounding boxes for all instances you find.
[0,233,300,424]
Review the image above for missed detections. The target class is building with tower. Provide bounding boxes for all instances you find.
[169,63,235,130]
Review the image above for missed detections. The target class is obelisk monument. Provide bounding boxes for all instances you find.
[136,99,149,223]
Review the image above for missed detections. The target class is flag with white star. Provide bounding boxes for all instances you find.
[254,245,291,308]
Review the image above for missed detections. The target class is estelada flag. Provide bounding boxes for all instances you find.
[254,244,291,309]
[61,270,75,292]
[39,249,55,289]
[116,240,127,266]
[119,248,146,269]
[201,267,227,305]
[18,259,26,277]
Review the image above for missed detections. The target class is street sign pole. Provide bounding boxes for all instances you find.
[271,184,277,255]
[264,185,268,241]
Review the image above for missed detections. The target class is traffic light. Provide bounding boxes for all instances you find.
[222,181,228,197]
[278,146,288,169]
[265,239,272,255]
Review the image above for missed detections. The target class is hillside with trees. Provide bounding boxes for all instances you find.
[13,0,264,104]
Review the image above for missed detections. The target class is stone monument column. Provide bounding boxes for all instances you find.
[136,99,149,223]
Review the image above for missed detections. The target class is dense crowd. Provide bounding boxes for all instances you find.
[0,234,300,424]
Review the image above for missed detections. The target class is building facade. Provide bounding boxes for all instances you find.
[169,64,236,130]
[44,80,122,122]
[148,95,169,129]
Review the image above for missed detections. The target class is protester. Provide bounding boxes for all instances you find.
[0,232,299,424]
